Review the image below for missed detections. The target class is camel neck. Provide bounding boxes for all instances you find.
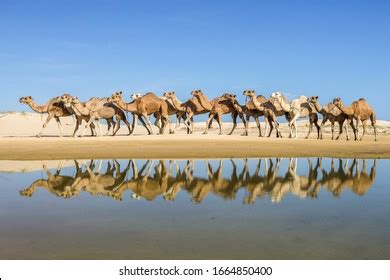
[196,94,213,111]
[278,98,290,112]
[73,103,90,116]
[28,101,48,114]
[115,98,137,113]
[169,98,185,111]
[335,103,353,115]
[251,96,264,111]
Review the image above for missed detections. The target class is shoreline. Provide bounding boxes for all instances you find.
[0,135,388,160]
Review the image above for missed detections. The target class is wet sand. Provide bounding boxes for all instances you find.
[0,134,388,160]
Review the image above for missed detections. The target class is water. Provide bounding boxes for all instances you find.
[0,158,389,259]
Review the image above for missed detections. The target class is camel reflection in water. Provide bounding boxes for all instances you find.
[19,158,377,203]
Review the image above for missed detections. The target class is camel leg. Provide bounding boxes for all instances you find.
[203,114,214,134]
[183,113,192,134]
[229,112,238,135]
[371,113,377,141]
[38,114,53,137]
[130,114,137,135]
[355,118,360,141]
[175,113,180,128]
[216,113,223,135]
[360,120,367,141]
[106,119,112,135]
[255,117,262,137]
[123,118,132,135]
[95,120,103,137]
[81,117,96,137]
[289,114,299,138]
[72,118,81,137]
[167,116,174,134]
[267,117,274,137]
[142,113,154,135]
[264,116,269,136]
[305,122,313,139]
[314,118,321,139]
[112,117,121,136]
[240,113,248,136]
[54,116,63,137]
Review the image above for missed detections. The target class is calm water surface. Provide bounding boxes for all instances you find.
[0,158,389,259]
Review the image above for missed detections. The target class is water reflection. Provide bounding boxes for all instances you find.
[19,158,377,203]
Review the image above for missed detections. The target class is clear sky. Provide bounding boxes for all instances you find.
[1,0,389,119]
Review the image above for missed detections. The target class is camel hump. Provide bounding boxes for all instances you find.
[359,97,366,101]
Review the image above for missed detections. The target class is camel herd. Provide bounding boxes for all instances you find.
[19,90,378,140]
[20,158,376,203]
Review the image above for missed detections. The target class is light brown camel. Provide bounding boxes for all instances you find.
[19,96,71,137]
[241,90,269,137]
[111,91,170,135]
[64,96,131,137]
[243,90,282,137]
[333,97,377,141]
[273,92,321,139]
[59,94,109,137]
[308,98,356,140]
[162,92,202,134]
[192,91,247,135]
[63,94,131,136]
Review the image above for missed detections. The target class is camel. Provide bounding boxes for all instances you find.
[59,94,115,137]
[19,96,72,137]
[193,93,248,135]
[273,93,321,139]
[62,95,132,137]
[308,98,356,140]
[162,91,221,134]
[154,94,186,133]
[191,91,247,135]
[110,91,170,134]
[241,90,269,137]
[333,97,377,141]
[243,90,282,137]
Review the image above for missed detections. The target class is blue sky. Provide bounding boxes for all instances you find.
[1,0,389,119]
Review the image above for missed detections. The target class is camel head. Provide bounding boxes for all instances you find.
[59,93,73,104]
[131,93,143,100]
[163,91,176,99]
[191,89,203,97]
[222,93,237,102]
[243,90,256,97]
[111,91,123,103]
[69,96,81,105]
[19,96,33,104]
[307,96,321,112]
[333,97,344,108]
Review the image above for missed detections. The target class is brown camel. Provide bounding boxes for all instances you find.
[333,97,377,141]
[191,91,247,135]
[163,90,225,134]
[308,97,356,140]
[156,95,187,130]
[111,91,170,134]
[194,93,248,135]
[243,90,282,137]
[19,96,72,137]
[241,90,269,137]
